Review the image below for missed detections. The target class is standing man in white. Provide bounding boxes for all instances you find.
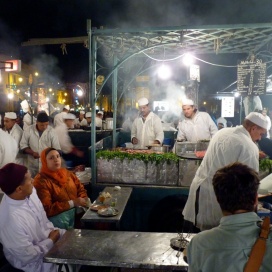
[131,97,164,149]
[20,112,60,176]
[177,99,218,142]
[183,112,267,231]
[20,100,36,131]
[0,129,17,168]
[3,112,25,165]
[53,105,70,127]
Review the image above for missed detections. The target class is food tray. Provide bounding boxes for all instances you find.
[98,208,119,217]
[89,204,108,211]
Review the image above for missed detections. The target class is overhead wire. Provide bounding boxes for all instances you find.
[141,51,237,67]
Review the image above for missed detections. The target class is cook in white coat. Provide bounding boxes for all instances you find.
[20,100,36,131]
[3,112,25,165]
[74,110,87,127]
[20,112,60,176]
[0,163,65,272]
[177,99,218,142]
[85,112,92,126]
[53,105,70,127]
[54,113,84,158]
[183,112,268,231]
[95,111,103,128]
[131,97,164,149]
[0,129,18,168]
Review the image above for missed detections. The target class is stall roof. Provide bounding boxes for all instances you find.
[92,23,272,57]
[22,22,272,57]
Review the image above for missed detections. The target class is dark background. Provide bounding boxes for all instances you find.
[0,0,272,92]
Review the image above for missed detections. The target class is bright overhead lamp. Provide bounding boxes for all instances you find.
[183,53,194,66]
[157,64,171,80]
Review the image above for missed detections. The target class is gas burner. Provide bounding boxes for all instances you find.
[170,233,191,251]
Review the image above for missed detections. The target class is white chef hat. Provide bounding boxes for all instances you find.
[63,113,76,120]
[85,112,92,118]
[80,111,85,115]
[182,99,194,106]
[138,97,149,106]
[245,112,268,129]
[5,112,17,119]
[63,105,70,110]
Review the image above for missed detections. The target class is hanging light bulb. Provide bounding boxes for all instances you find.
[183,53,194,66]
[157,64,171,80]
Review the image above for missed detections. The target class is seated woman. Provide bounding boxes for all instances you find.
[34,147,89,229]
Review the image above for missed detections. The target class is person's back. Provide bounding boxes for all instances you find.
[187,162,272,272]
[183,112,267,231]
[187,213,272,272]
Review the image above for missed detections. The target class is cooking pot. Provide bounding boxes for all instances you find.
[150,145,171,153]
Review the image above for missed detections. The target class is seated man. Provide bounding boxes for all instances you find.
[187,162,272,272]
[0,163,66,272]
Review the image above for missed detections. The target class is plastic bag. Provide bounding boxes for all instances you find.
[49,208,75,230]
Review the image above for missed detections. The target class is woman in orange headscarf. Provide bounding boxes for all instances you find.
[34,147,88,229]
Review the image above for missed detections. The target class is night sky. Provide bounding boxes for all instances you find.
[0,0,272,93]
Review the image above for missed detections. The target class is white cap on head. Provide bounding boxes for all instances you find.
[85,112,92,118]
[245,112,268,129]
[64,105,70,110]
[80,111,85,115]
[63,113,76,120]
[138,97,149,107]
[5,112,17,119]
[182,99,194,106]
[98,111,103,115]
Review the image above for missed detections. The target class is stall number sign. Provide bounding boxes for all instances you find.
[221,97,234,118]
[237,59,266,96]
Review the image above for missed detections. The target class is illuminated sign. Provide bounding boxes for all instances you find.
[221,97,234,117]
[5,60,21,72]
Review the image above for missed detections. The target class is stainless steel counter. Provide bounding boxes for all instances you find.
[44,229,190,271]
[81,186,132,228]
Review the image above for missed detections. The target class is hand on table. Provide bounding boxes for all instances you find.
[48,229,60,244]
[73,197,87,207]
[132,137,138,145]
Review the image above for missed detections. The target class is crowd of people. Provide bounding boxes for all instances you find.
[0,97,272,271]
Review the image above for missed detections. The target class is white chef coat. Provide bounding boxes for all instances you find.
[53,112,67,127]
[74,117,87,127]
[177,111,218,142]
[183,126,259,231]
[5,123,25,165]
[0,188,65,272]
[54,123,74,154]
[131,112,164,149]
[216,117,227,128]
[23,113,36,131]
[95,117,103,128]
[0,129,18,168]
[20,125,60,176]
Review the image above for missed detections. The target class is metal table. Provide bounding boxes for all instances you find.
[44,229,190,271]
[81,186,133,229]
